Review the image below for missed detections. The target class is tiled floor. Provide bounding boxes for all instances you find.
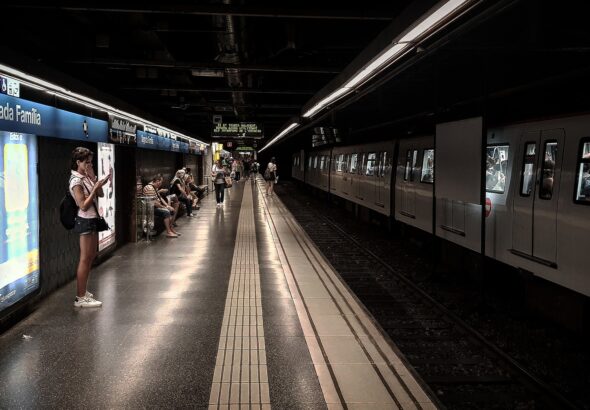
[0,178,437,409]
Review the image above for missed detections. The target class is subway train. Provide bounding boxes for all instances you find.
[292,113,590,298]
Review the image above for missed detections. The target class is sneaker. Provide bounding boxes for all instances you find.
[85,291,93,299]
[74,296,102,308]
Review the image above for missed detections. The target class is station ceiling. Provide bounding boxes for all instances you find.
[2,0,590,150]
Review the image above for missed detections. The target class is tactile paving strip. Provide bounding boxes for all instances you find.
[209,186,271,410]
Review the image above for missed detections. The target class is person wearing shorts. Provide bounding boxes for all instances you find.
[69,147,111,308]
[143,174,181,238]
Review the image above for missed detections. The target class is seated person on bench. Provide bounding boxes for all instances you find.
[143,174,181,238]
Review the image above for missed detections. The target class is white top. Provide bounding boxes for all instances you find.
[69,170,98,218]
[212,164,226,184]
[267,162,277,172]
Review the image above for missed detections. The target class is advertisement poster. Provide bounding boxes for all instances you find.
[97,143,115,252]
[0,132,39,313]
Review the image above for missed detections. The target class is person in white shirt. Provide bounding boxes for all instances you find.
[211,160,227,206]
[69,147,111,308]
[266,157,277,195]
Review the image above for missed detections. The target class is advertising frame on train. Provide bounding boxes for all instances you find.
[0,131,40,314]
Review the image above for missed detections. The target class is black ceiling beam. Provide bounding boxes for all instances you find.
[123,86,315,95]
[5,4,394,20]
[68,58,341,74]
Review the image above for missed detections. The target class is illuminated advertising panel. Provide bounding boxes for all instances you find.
[97,143,115,252]
[0,132,39,312]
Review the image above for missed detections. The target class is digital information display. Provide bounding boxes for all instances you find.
[212,122,263,138]
[97,143,116,252]
[0,132,40,313]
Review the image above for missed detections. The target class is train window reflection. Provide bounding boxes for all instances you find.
[308,156,312,170]
[575,140,590,204]
[337,154,345,172]
[313,156,318,169]
[366,153,376,176]
[380,152,389,177]
[320,156,325,171]
[404,150,411,181]
[359,153,366,175]
[539,141,558,200]
[410,150,418,181]
[421,149,434,183]
[486,145,509,193]
[520,143,536,196]
[350,154,358,174]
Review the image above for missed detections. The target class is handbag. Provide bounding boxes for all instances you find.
[82,179,110,232]
[224,176,233,188]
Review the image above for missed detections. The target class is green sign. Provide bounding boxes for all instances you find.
[236,146,255,151]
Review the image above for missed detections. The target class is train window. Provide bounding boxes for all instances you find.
[520,143,536,196]
[574,140,590,204]
[366,153,376,176]
[404,150,412,181]
[421,149,434,183]
[337,154,345,172]
[320,156,326,171]
[485,145,509,193]
[350,154,358,173]
[539,141,558,200]
[344,154,351,173]
[308,156,312,170]
[313,156,319,169]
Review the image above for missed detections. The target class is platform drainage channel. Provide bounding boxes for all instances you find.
[209,186,271,409]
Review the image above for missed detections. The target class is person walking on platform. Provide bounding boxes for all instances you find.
[265,157,278,196]
[212,160,227,207]
[69,147,111,308]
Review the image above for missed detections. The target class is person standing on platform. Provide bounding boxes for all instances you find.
[69,147,111,308]
[212,160,227,207]
[266,157,278,196]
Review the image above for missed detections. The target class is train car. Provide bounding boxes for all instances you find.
[331,141,394,216]
[485,114,590,297]
[305,148,331,191]
[291,149,305,182]
[395,135,435,233]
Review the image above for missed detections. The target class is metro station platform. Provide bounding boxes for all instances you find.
[0,178,437,409]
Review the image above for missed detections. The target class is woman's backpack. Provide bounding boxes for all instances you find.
[60,190,78,230]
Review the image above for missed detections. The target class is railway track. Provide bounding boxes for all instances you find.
[274,181,580,410]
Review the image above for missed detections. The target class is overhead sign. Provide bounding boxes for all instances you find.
[0,94,107,142]
[0,76,20,98]
[108,115,140,145]
[312,127,341,148]
[212,122,263,139]
[236,146,255,151]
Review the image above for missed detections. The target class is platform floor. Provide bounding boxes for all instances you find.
[0,178,437,409]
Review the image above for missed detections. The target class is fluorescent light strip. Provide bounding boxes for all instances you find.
[398,0,469,43]
[301,0,472,120]
[344,43,409,89]
[302,87,351,118]
[259,122,299,152]
[0,64,208,146]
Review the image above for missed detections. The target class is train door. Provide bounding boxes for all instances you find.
[512,129,564,265]
[375,151,388,207]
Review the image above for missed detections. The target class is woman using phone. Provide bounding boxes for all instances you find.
[69,147,111,308]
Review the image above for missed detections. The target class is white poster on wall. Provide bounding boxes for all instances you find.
[97,143,115,252]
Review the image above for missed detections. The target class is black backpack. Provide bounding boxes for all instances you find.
[59,177,79,230]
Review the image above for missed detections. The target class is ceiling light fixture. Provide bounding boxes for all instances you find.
[0,63,208,146]
[259,122,299,153]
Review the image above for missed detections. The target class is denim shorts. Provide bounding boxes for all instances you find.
[154,207,172,219]
[74,217,99,235]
